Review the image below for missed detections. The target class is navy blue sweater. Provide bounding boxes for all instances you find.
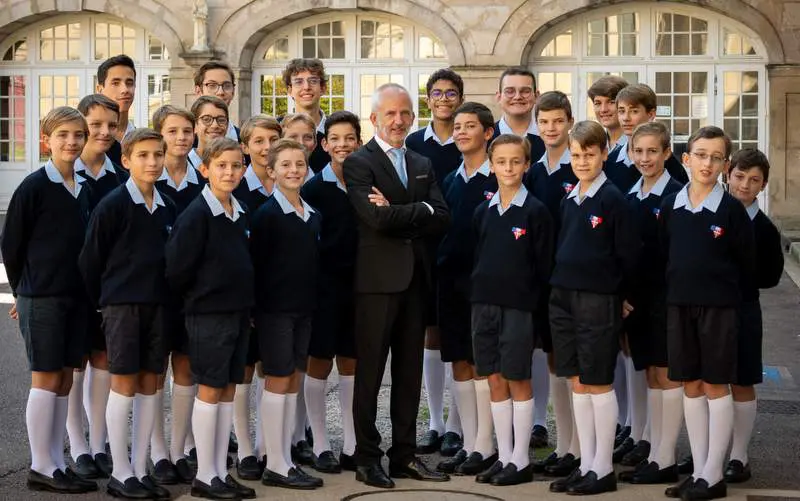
[309,132,331,174]
[405,128,462,187]
[233,183,271,215]
[79,184,177,307]
[76,162,129,208]
[301,172,357,275]
[745,209,783,301]
[156,168,207,215]
[523,160,578,235]
[490,123,546,167]
[604,145,689,193]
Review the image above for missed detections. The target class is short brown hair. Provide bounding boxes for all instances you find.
[121,128,164,159]
[535,91,573,120]
[77,94,120,118]
[152,105,195,133]
[240,115,282,145]
[282,58,327,88]
[191,95,229,122]
[631,121,671,151]
[687,126,733,160]
[616,83,657,111]
[587,75,629,101]
[730,148,769,182]
[281,113,316,133]
[41,106,88,137]
[267,138,307,169]
[498,66,536,92]
[194,61,235,87]
[201,137,242,167]
[488,134,531,163]
[569,120,608,152]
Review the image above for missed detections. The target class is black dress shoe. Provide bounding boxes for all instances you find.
[291,440,314,466]
[312,450,341,474]
[545,453,580,477]
[237,455,262,481]
[339,452,356,472]
[682,478,727,500]
[613,437,636,463]
[631,462,679,484]
[107,476,153,499]
[140,475,171,500]
[64,468,99,492]
[226,455,233,470]
[550,468,583,493]
[724,459,751,483]
[390,457,449,482]
[440,432,463,456]
[261,467,319,490]
[456,451,498,476]
[73,453,99,479]
[677,455,694,475]
[294,465,323,487]
[228,431,238,453]
[174,458,195,484]
[614,425,631,448]
[566,470,617,495]
[151,458,179,485]
[94,452,113,478]
[665,476,695,498]
[416,430,443,454]
[437,449,467,473]
[621,440,651,466]
[618,459,649,482]
[225,474,256,499]
[490,463,533,486]
[355,463,395,489]
[533,451,559,473]
[305,426,314,447]
[475,460,503,483]
[530,424,549,448]
[186,448,198,470]
[191,476,240,500]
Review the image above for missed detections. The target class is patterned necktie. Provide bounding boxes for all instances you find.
[389,148,408,188]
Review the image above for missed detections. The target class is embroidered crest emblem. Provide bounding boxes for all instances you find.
[484,190,495,200]
[512,226,527,240]
[562,182,575,194]
[652,208,660,219]
[710,225,724,238]
[589,215,603,228]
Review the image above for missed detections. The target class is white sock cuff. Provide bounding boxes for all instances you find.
[30,387,57,398]
[734,399,757,409]
[218,401,233,411]
[424,348,440,356]
[306,376,327,388]
[708,394,733,410]
[234,384,249,394]
[339,375,355,383]
[685,394,708,404]
[490,398,512,410]
[263,390,286,404]
[453,380,474,391]
[572,392,591,402]
[474,379,490,393]
[590,390,616,405]
[173,384,195,396]
[512,399,533,411]
[194,398,217,411]
[110,390,133,402]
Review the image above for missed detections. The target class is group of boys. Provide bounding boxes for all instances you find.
[0,51,783,501]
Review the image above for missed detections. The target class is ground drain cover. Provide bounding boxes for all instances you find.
[343,490,503,501]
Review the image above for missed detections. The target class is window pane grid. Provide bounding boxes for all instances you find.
[359,73,403,141]
[320,74,346,115]
[264,38,289,60]
[39,23,81,61]
[417,73,431,129]
[147,74,171,127]
[654,13,708,56]
[722,28,756,56]
[585,71,639,120]
[540,30,573,57]
[722,70,759,151]
[654,71,709,147]
[0,75,27,162]
[147,35,170,61]
[360,20,404,59]
[418,35,446,59]
[302,22,345,59]
[2,39,28,62]
[259,74,289,117]
[94,22,136,60]
[586,14,639,56]
[38,74,81,162]
[536,72,572,103]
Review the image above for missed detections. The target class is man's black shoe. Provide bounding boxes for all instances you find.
[355,464,395,489]
[613,437,635,463]
[237,455,262,481]
[490,463,533,486]
[151,459,179,485]
[73,454,99,479]
[140,475,171,500]
[294,465,323,487]
[339,452,357,472]
[437,449,467,473]
[94,452,113,478]
[312,451,341,474]
[682,478,727,500]
[64,468,98,492]
[174,458,195,484]
[550,468,583,493]
[621,440,651,466]
[614,425,631,448]
[456,451,498,476]
[665,476,695,498]
[191,476,239,499]
[545,453,580,477]
[416,430,442,454]
[106,476,153,499]
[440,432,463,456]
[677,455,694,475]
[228,432,238,453]
[291,441,314,466]
[533,452,558,473]
[724,460,751,483]
[475,460,503,483]
[389,457,449,481]
[566,470,617,495]
[224,474,256,499]
[631,462,678,484]
[530,425,549,448]
[261,467,319,490]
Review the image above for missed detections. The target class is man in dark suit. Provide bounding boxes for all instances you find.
[343,83,451,489]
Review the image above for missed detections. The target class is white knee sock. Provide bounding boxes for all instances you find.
[656,387,684,468]
[67,371,89,460]
[423,349,445,434]
[338,375,356,456]
[511,399,533,469]
[292,377,307,445]
[444,368,462,436]
[305,376,330,456]
[531,350,550,428]
[452,380,477,453]
[590,391,618,478]
[107,391,134,482]
[627,360,648,442]
[233,384,254,460]
[551,377,572,457]
[473,380,495,457]
[490,399,513,465]
[216,402,233,479]
[88,368,111,456]
[647,388,663,462]
[261,390,290,475]
[285,393,298,462]
[614,354,628,427]
[170,383,195,462]
[568,392,581,458]
[185,428,195,456]
[684,394,709,480]
[730,399,757,465]
[192,398,218,485]
[51,395,69,471]
[701,395,733,486]
[254,375,265,458]
[132,394,157,479]
[28,388,57,477]
[82,364,92,422]
[150,390,169,464]
[573,393,595,475]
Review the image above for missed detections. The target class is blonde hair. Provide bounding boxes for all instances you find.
[488,134,531,163]
[267,138,307,169]
[152,105,195,132]
[41,106,88,137]
[281,113,316,134]
[241,115,282,145]
[122,128,165,159]
[201,137,242,167]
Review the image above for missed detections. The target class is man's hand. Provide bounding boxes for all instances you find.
[8,301,17,320]
[369,187,390,207]
[622,300,634,319]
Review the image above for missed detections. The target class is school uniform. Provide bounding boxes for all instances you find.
[278,111,329,174]
[301,164,358,360]
[604,136,689,193]
[106,122,137,167]
[623,171,683,371]
[251,187,321,377]
[549,171,640,385]
[1,161,93,371]
[156,162,207,215]
[471,184,553,380]
[406,123,462,187]
[659,183,756,384]
[79,178,177,375]
[233,166,272,214]
[165,185,254,389]
[490,116,546,167]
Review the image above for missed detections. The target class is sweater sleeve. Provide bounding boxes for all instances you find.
[0,183,37,296]
[613,194,641,298]
[78,199,119,307]
[730,202,758,294]
[757,218,784,289]
[530,203,555,290]
[165,207,207,298]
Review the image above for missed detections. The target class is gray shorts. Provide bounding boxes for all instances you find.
[471,303,534,381]
[17,295,87,372]
[186,311,250,388]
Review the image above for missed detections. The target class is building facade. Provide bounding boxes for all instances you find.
[0,0,798,222]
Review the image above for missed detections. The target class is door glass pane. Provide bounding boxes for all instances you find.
[320,74,346,115]
[38,74,81,162]
[537,72,573,103]
[585,13,639,56]
[259,74,289,117]
[585,71,639,120]
[0,75,27,162]
[722,70,760,152]
[654,71,708,154]
[147,74,171,127]
[417,73,431,130]
[359,73,404,141]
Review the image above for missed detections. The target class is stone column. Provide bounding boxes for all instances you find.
[450,66,506,117]
[767,64,800,226]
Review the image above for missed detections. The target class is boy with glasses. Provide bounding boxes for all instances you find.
[194,62,240,141]
[283,58,331,173]
[491,67,546,168]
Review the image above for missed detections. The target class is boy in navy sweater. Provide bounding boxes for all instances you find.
[471,134,553,486]
[282,58,330,172]
[724,149,783,484]
[659,126,756,501]
[194,61,241,141]
[2,106,96,494]
[251,139,323,490]
[549,120,639,496]
[165,137,256,500]
[587,75,628,151]
[301,111,361,474]
[491,67,545,165]
[618,122,684,485]
[433,102,499,476]
[97,55,137,166]
[78,128,175,500]
[282,113,319,186]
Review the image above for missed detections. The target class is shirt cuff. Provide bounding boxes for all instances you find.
[422,202,434,215]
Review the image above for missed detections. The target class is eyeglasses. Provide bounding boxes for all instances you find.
[290,77,322,87]
[203,81,235,93]
[689,151,727,166]
[198,115,229,127]
[502,86,533,98]
[430,89,459,100]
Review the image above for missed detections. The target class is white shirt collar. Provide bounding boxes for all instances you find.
[125,177,165,214]
[423,123,455,146]
[158,161,200,191]
[567,171,607,205]
[629,170,672,200]
[124,121,136,137]
[673,183,725,213]
[74,155,116,181]
[226,121,239,140]
[321,163,347,193]
[374,134,403,155]
[456,158,491,182]
[272,186,315,222]
[45,160,82,198]
[746,200,760,220]
[243,165,270,196]
[488,184,528,215]
[615,135,634,166]
[188,149,202,169]
[537,148,571,175]
[316,110,327,134]
[201,184,244,221]
[498,115,539,136]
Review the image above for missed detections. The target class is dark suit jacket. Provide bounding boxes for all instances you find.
[343,138,450,294]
